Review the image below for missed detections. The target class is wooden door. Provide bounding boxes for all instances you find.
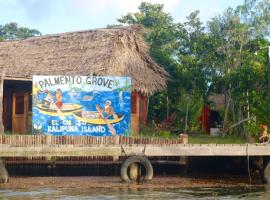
[12,93,29,133]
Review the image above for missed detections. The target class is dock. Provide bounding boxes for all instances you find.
[0,135,270,183]
[0,135,269,157]
[1,143,270,157]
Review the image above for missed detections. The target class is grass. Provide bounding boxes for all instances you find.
[138,126,247,144]
[138,130,178,139]
[188,134,247,144]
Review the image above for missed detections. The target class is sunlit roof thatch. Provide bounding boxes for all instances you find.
[0,25,168,95]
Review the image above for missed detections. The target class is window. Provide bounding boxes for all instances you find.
[15,95,24,114]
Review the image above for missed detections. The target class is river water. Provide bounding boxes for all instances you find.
[0,186,270,199]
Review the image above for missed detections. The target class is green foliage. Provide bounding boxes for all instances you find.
[138,124,177,139]
[118,3,212,127]
[174,90,203,131]
[207,0,270,136]
[119,1,270,139]
[0,22,41,41]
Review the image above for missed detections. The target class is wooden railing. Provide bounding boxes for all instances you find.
[0,135,182,146]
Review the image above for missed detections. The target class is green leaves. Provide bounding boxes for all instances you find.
[119,1,270,135]
[0,22,41,40]
[207,0,270,135]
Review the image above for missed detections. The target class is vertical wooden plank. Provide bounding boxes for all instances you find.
[99,136,101,145]
[41,135,43,145]
[46,135,51,145]
[0,76,4,133]
[119,135,122,145]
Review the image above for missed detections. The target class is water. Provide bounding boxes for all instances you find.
[0,187,270,199]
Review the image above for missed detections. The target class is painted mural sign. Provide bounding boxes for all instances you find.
[32,75,131,136]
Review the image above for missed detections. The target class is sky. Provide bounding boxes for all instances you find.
[0,0,244,35]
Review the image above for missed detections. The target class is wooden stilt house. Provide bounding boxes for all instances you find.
[0,25,167,134]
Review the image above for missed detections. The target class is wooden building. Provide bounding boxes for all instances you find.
[0,26,167,134]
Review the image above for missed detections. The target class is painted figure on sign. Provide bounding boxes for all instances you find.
[54,89,64,118]
[96,100,117,119]
[96,101,117,135]
[55,89,63,109]
[42,89,64,117]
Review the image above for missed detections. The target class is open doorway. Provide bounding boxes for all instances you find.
[3,80,32,134]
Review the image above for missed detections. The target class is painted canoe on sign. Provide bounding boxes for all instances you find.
[73,111,124,125]
[32,75,131,136]
[36,103,82,116]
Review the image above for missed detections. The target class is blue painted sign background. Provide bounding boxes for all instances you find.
[32,76,131,136]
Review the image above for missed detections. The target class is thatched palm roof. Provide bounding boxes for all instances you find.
[0,25,167,95]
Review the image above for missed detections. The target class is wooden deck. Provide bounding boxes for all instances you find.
[0,135,269,158]
[1,144,270,157]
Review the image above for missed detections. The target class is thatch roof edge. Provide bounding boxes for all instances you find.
[0,25,168,95]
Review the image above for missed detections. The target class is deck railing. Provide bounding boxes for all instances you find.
[0,135,182,146]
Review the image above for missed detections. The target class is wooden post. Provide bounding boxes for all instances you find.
[179,133,188,144]
[112,135,120,161]
[0,76,4,133]
[0,158,8,183]
[113,135,120,145]
[179,133,189,169]
[46,135,52,145]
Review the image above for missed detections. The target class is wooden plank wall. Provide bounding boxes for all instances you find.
[131,92,140,134]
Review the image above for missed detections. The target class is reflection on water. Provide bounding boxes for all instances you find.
[0,187,270,200]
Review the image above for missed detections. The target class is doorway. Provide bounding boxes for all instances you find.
[12,93,29,133]
[3,79,32,133]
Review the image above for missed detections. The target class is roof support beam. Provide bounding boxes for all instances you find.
[3,77,32,81]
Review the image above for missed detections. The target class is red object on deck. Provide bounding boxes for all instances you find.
[199,104,211,133]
